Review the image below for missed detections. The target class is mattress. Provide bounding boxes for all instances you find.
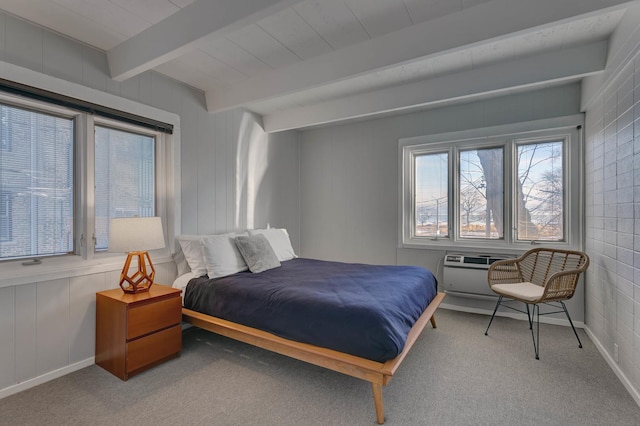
[183,258,438,362]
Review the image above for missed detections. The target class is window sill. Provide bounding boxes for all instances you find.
[400,240,575,256]
[0,250,173,289]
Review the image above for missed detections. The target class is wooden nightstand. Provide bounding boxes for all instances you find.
[95,284,182,380]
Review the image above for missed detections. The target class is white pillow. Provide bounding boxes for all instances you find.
[177,235,208,277]
[202,233,249,278]
[171,271,196,303]
[248,228,296,262]
[172,245,191,276]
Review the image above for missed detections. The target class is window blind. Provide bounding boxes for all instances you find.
[0,78,173,134]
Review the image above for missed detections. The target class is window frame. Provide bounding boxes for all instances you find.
[454,142,508,243]
[0,89,176,282]
[412,149,450,239]
[90,117,164,254]
[399,116,583,253]
[0,97,78,260]
[512,136,568,244]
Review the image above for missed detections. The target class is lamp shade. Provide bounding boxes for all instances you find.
[109,217,166,253]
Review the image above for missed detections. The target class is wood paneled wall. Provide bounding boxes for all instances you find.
[0,11,300,398]
[0,263,176,396]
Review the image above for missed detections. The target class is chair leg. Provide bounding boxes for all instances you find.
[485,296,503,335]
[561,302,583,349]
[526,303,532,330]
[529,304,540,360]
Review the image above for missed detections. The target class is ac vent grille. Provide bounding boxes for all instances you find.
[442,253,513,297]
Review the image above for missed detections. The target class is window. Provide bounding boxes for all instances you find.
[516,141,564,242]
[459,146,504,240]
[94,125,156,250]
[400,120,582,250]
[1,106,14,151]
[0,103,74,259]
[415,152,448,238]
[0,92,169,263]
[0,191,12,242]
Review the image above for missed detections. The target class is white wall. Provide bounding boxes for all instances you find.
[0,13,299,398]
[299,83,583,317]
[6,0,639,403]
[581,5,640,405]
[184,109,300,244]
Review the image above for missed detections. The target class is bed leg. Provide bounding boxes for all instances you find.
[430,315,437,328]
[371,382,385,424]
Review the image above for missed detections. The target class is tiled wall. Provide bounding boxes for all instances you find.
[584,50,640,392]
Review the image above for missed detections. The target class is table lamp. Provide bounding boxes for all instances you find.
[109,217,166,294]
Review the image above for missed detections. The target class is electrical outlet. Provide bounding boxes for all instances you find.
[614,343,619,363]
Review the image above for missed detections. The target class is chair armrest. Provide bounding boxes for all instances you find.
[487,259,523,287]
[541,269,583,301]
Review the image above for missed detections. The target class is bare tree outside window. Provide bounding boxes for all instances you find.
[516,141,564,241]
[460,147,503,239]
[403,126,574,249]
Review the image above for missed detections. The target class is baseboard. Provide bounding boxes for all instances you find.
[0,357,95,400]
[584,326,640,408]
[440,303,585,328]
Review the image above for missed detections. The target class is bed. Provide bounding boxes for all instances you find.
[173,230,444,424]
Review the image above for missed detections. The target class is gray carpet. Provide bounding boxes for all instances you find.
[1,309,639,425]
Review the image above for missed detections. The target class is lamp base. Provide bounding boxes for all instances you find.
[119,251,156,294]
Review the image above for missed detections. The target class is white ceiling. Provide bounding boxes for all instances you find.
[0,0,634,131]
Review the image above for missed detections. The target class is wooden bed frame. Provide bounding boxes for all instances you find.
[181,292,445,424]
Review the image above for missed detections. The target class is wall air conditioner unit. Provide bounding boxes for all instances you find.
[442,253,513,299]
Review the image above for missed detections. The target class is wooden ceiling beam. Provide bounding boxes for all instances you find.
[263,41,607,132]
[205,0,631,114]
[107,0,298,81]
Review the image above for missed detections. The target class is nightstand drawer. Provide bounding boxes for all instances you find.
[127,324,182,373]
[96,285,182,380]
[127,296,181,339]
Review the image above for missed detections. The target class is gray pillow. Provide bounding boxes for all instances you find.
[234,234,281,273]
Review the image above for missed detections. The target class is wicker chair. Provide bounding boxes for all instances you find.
[484,247,590,359]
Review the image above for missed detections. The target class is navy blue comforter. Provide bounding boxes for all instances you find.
[184,258,438,362]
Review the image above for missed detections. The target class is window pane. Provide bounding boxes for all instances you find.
[516,141,564,241]
[459,147,504,239]
[0,191,10,242]
[0,104,74,259]
[95,126,155,250]
[415,152,448,237]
